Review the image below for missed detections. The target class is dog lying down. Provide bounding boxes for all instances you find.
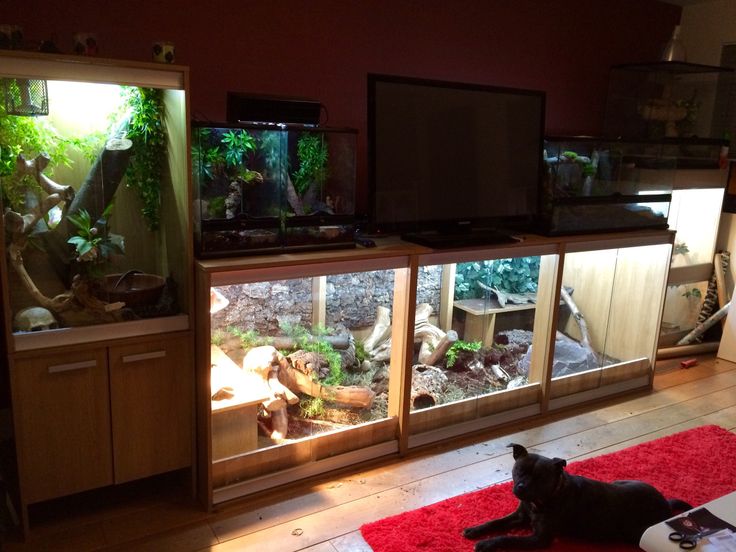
[463,443,691,551]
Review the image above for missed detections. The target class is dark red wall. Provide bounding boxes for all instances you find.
[1,0,681,210]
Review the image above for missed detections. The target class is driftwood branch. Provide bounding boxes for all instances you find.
[677,302,730,346]
[560,287,592,351]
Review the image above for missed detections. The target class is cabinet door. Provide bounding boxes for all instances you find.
[109,335,193,483]
[11,350,113,504]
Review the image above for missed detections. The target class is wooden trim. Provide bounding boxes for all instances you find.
[408,403,541,449]
[312,276,327,328]
[212,440,399,505]
[12,315,190,352]
[388,260,419,454]
[0,50,187,88]
[208,255,412,286]
[668,263,714,285]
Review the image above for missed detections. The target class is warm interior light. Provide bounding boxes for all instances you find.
[46,80,123,134]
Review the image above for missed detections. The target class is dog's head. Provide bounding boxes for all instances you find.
[508,443,567,503]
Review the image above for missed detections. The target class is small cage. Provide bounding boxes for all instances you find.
[3,78,49,116]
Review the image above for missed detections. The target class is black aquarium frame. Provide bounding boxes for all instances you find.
[365,73,546,248]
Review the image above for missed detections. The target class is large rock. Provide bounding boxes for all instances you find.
[519,332,598,377]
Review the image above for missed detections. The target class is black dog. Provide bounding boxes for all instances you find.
[463,443,691,550]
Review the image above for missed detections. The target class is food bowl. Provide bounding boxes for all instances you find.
[97,271,166,307]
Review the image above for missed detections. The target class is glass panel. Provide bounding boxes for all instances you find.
[552,243,671,401]
[2,79,187,335]
[669,187,724,268]
[192,124,357,256]
[542,137,674,235]
[209,267,396,461]
[660,280,710,346]
[409,253,555,436]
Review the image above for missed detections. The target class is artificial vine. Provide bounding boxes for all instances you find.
[123,87,167,231]
[291,133,328,196]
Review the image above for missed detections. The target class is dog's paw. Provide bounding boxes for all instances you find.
[474,539,499,552]
[463,526,482,539]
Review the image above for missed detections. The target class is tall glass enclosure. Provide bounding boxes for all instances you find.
[549,238,672,408]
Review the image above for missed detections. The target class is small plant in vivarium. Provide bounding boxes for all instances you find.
[192,127,264,218]
[454,256,541,300]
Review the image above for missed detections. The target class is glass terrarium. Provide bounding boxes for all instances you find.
[659,148,728,346]
[203,256,408,490]
[192,122,357,257]
[549,240,672,406]
[407,247,558,442]
[0,54,190,349]
[603,61,734,141]
[192,122,285,256]
[541,136,675,234]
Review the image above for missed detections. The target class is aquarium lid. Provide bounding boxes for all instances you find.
[226,92,322,125]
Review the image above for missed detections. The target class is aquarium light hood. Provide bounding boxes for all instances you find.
[226,92,322,125]
[3,77,49,116]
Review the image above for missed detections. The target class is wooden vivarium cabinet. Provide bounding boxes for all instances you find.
[0,51,194,529]
[195,229,674,508]
[11,334,192,504]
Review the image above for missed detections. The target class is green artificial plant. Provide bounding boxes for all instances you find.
[454,256,541,299]
[123,87,167,231]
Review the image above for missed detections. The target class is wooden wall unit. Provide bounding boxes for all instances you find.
[194,229,674,508]
[0,52,194,531]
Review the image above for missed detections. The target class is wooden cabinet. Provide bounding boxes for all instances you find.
[0,52,195,530]
[109,335,193,483]
[11,349,112,504]
[195,230,675,508]
[10,333,193,505]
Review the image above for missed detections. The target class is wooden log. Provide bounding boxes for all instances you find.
[560,287,592,350]
[410,364,448,409]
[271,335,350,351]
[425,330,459,366]
[277,363,374,409]
[715,252,729,328]
[676,302,730,346]
[362,305,391,355]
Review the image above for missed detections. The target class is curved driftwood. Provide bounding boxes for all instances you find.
[560,287,592,351]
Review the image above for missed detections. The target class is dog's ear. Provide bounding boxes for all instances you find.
[507,443,528,459]
[553,457,567,471]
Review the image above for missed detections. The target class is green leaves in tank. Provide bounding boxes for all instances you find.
[445,340,482,367]
[0,95,102,211]
[222,129,256,168]
[66,204,124,278]
[123,86,167,231]
[292,133,328,196]
[454,256,541,299]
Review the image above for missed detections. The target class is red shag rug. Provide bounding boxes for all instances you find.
[360,425,736,551]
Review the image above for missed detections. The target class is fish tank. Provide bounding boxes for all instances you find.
[603,61,734,141]
[192,122,357,257]
[0,52,190,349]
[540,136,678,235]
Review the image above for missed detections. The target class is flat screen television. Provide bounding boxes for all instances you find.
[366,73,545,248]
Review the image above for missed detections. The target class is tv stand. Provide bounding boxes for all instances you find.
[401,228,519,249]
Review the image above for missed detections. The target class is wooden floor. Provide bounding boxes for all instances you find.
[3,352,736,551]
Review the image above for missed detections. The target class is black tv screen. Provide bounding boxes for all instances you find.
[367,74,545,245]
